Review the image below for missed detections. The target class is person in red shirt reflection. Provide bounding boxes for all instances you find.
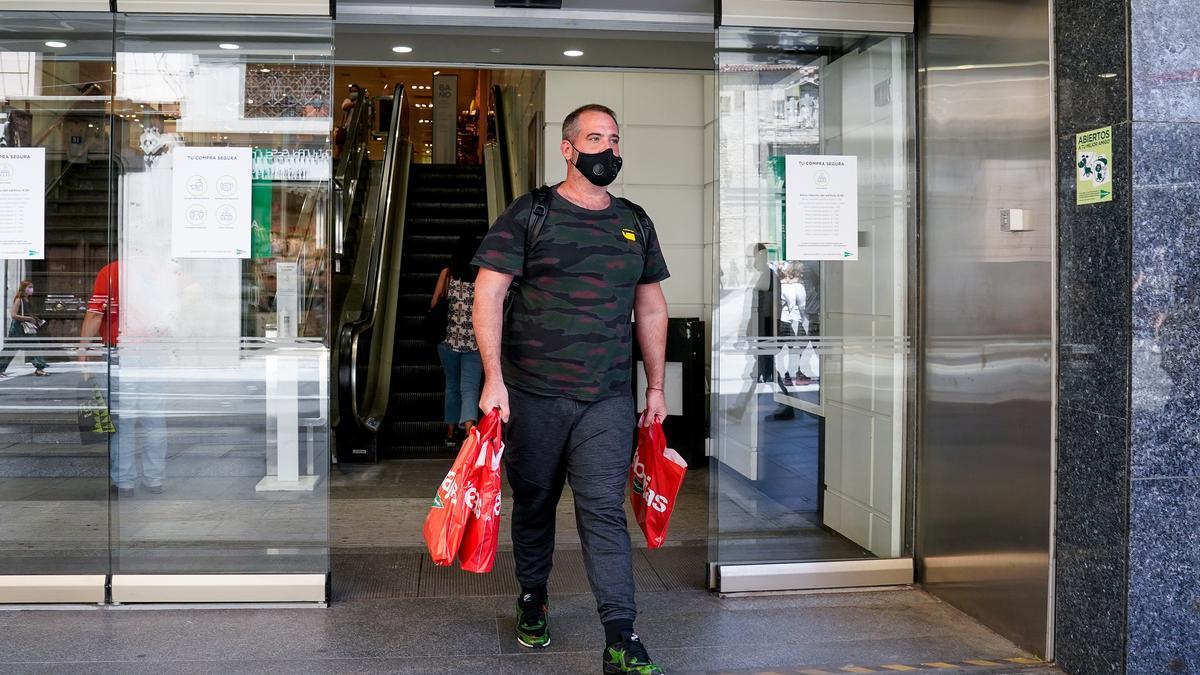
[81,261,166,497]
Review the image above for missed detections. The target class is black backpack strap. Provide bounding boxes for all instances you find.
[616,196,652,254]
[525,185,553,259]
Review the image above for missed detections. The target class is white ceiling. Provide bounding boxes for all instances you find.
[334,0,716,71]
[337,0,714,34]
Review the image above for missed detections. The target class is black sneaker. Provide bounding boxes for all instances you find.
[603,633,664,674]
[515,593,550,648]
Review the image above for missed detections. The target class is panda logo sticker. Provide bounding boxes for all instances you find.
[1076,126,1113,205]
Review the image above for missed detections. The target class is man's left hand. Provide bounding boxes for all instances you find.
[640,388,668,427]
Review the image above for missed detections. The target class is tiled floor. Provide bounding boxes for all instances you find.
[0,587,1055,674]
[0,373,1061,673]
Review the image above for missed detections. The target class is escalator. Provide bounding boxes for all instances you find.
[334,82,515,461]
[381,164,489,456]
[332,84,412,462]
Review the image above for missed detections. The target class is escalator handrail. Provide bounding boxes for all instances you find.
[333,92,374,256]
[337,83,410,432]
[491,84,516,205]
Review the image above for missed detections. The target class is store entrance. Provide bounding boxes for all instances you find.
[325,63,715,601]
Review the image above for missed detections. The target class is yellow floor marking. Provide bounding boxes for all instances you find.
[799,670,834,675]
[880,666,919,671]
[1004,658,1044,665]
[921,663,961,670]
[841,667,875,673]
[964,660,1002,667]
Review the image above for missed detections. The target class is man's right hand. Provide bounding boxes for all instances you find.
[479,379,510,423]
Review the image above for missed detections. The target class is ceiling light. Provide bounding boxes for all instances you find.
[563,49,584,57]
[392,46,413,54]
[219,43,240,50]
[433,70,441,76]
[489,48,503,54]
[1098,72,1118,79]
[259,68,271,73]
[44,41,67,49]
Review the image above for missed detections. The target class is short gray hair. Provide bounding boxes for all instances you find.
[562,104,618,143]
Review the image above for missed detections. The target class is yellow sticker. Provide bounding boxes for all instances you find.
[622,229,637,241]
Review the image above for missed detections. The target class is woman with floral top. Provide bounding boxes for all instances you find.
[430,235,483,446]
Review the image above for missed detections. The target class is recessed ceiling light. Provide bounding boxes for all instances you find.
[259,68,271,73]
[1098,72,1118,79]
[44,41,67,49]
[219,43,240,50]
[392,46,413,54]
[489,48,503,54]
[433,71,441,76]
[563,49,584,57]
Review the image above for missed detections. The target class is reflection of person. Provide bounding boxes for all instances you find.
[80,261,167,497]
[0,280,48,377]
[334,83,361,156]
[431,236,483,447]
[473,104,670,674]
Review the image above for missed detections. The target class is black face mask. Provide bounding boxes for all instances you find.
[570,144,623,187]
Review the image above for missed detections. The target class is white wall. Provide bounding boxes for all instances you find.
[543,70,707,319]
[818,39,907,558]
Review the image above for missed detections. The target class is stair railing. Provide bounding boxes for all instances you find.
[336,83,411,435]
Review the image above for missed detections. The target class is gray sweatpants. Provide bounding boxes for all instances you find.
[505,387,637,624]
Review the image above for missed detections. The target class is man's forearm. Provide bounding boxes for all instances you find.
[635,308,668,389]
[473,290,505,380]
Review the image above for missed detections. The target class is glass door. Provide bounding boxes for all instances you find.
[0,12,114,603]
[711,27,916,592]
[107,14,333,601]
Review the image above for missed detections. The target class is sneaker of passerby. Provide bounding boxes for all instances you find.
[515,588,550,648]
[603,632,665,675]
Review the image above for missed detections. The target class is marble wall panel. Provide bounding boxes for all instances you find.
[1056,124,1132,418]
[1126,476,1200,673]
[1053,405,1129,675]
[1055,0,1130,131]
[1131,0,1200,123]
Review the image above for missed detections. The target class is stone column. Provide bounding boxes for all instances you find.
[1055,0,1200,672]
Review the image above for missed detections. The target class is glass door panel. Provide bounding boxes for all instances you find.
[712,28,914,572]
[109,14,332,579]
[0,12,114,587]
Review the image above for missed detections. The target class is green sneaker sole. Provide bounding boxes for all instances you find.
[516,632,551,649]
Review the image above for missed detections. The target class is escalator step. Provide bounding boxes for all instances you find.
[408,202,487,216]
[399,271,440,291]
[405,217,489,228]
[389,398,444,423]
[410,186,489,199]
[405,234,466,252]
[379,444,458,458]
[395,365,444,392]
[401,253,457,273]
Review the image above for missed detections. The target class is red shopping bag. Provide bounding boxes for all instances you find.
[423,415,489,566]
[458,411,505,573]
[629,421,687,549]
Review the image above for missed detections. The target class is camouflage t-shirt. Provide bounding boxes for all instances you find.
[472,186,670,401]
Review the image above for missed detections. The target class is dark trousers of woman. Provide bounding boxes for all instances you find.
[0,320,47,373]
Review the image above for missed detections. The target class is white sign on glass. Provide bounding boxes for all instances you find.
[0,147,45,259]
[171,147,252,258]
[785,155,858,261]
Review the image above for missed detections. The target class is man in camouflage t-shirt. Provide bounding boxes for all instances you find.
[472,104,670,675]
